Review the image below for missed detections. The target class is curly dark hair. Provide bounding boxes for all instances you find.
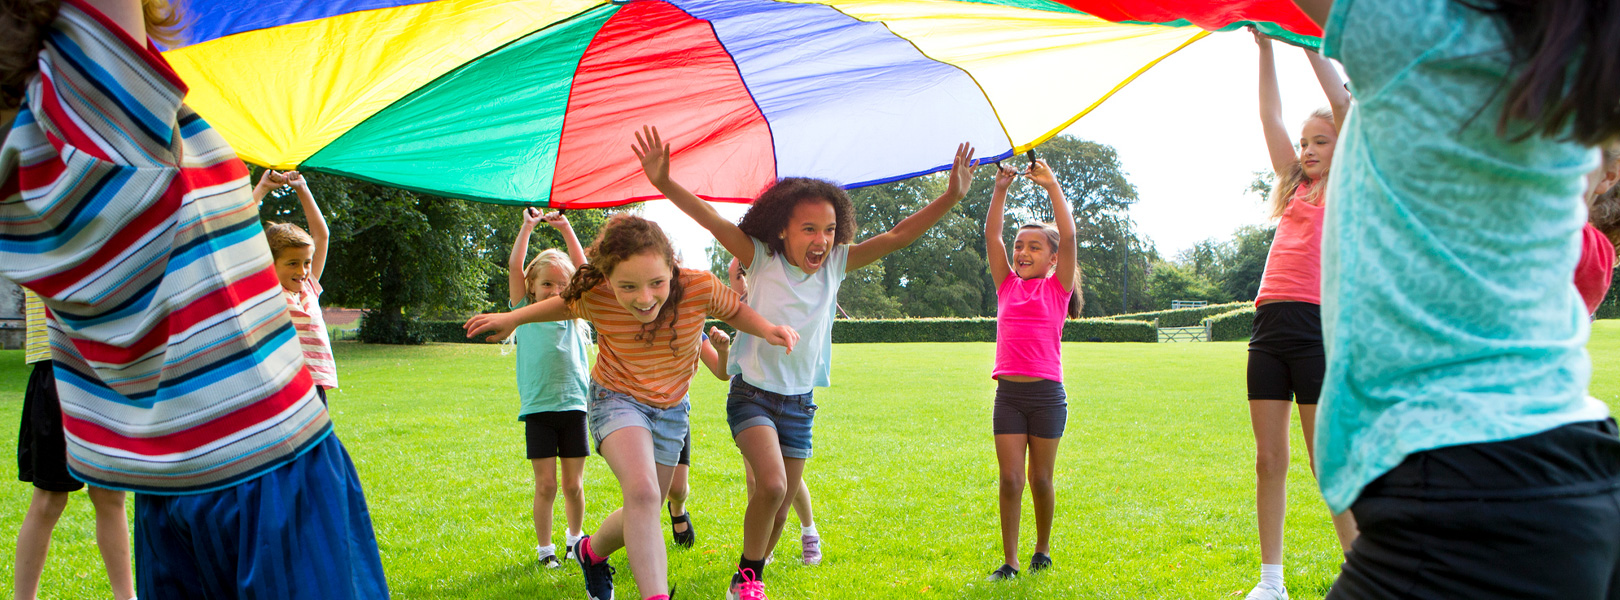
[562,214,684,351]
[736,178,856,260]
[0,0,60,113]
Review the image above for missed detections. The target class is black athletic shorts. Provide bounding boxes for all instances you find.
[1247,301,1324,404]
[992,379,1068,439]
[522,410,589,460]
[678,431,691,466]
[18,362,84,493]
[1331,420,1620,600]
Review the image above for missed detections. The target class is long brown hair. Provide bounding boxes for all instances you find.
[2,0,184,114]
[1268,108,1335,219]
[1016,223,1084,318]
[1461,0,1620,145]
[562,214,685,350]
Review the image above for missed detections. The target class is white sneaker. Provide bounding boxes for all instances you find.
[1244,583,1289,600]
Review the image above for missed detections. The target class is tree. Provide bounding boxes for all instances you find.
[1146,260,1228,308]
[706,239,733,281]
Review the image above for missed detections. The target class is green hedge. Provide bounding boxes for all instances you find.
[423,320,488,343]
[1202,307,1256,342]
[824,318,1155,343]
[1102,301,1250,328]
[426,317,1157,344]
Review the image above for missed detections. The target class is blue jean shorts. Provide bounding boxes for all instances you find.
[726,377,817,459]
[588,381,690,467]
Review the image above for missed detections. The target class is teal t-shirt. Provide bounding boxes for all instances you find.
[1316,0,1609,513]
[512,299,591,417]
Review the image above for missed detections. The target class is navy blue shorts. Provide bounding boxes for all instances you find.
[135,433,389,599]
[992,378,1068,439]
[726,377,816,460]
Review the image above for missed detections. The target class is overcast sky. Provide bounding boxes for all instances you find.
[644,31,1342,267]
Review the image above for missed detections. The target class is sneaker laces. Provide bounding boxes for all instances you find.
[736,568,766,600]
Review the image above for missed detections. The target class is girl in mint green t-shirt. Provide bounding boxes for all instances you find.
[507,208,592,569]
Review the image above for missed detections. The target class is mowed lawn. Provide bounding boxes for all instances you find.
[8,323,1620,599]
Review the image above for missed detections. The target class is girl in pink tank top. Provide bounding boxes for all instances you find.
[982,158,1079,582]
[1240,30,1360,600]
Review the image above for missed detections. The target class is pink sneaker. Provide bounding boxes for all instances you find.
[800,533,822,565]
[725,568,767,600]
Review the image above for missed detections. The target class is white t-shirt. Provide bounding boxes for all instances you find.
[726,236,849,395]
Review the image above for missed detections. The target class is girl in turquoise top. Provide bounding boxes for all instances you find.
[507,208,592,569]
[1289,0,1620,596]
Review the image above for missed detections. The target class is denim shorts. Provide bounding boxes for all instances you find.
[587,381,690,467]
[726,377,816,459]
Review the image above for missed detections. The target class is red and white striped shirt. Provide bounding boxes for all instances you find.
[0,0,330,494]
[285,280,338,389]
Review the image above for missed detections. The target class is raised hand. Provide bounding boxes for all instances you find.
[943,142,978,201]
[259,169,287,188]
[994,163,1019,191]
[464,312,517,343]
[541,210,571,230]
[1026,159,1057,189]
[632,125,672,187]
[284,170,307,189]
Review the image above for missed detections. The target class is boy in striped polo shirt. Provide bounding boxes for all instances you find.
[257,170,340,403]
[0,1,386,597]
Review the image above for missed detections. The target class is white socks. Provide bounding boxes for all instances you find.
[537,544,557,560]
[1260,564,1285,590]
[801,523,819,538]
[566,530,584,547]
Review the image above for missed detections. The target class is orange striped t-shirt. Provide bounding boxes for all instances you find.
[570,269,742,408]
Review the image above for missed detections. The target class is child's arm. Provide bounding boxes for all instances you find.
[848,143,978,270]
[509,208,543,305]
[1029,160,1078,292]
[285,171,328,284]
[543,211,588,268]
[83,0,146,44]
[251,169,285,207]
[719,304,799,354]
[464,296,572,342]
[1306,49,1352,131]
[1255,30,1297,179]
[985,164,1017,287]
[634,126,756,267]
[698,327,732,381]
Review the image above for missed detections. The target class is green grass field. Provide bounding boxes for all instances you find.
[7,323,1620,599]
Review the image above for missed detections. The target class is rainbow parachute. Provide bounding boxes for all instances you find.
[164,0,1321,207]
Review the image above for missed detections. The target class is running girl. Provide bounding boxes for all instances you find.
[465,214,798,600]
[633,126,975,599]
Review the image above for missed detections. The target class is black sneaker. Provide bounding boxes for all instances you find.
[670,503,695,548]
[986,564,1019,581]
[572,536,615,600]
[1030,553,1052,572]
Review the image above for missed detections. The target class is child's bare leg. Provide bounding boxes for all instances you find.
[994,434,1028,570]
[590,427,675,597]
[737,426,787,563]
[13,488,69,600]
[86,487,133,600]
[1298,404,1359,552]
[667,464,690,533]
[1026,437,1062,557]
[764,458,806,553]
[792,479,813,528]
[560,457,587,538]
[532,458,560,547]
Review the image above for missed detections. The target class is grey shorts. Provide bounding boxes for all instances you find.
[587,381,690,467]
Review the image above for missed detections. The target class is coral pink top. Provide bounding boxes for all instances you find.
[1255,183,1324,306]
[994,274,1073,382]
[1575,223,1615,316]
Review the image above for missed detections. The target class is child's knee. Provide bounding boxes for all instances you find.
[31,490,71,518]
[537,478,560,499]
